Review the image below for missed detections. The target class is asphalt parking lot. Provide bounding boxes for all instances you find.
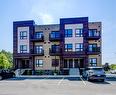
[0,74,116,95]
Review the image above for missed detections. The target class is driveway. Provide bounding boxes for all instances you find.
[0,74,116,95]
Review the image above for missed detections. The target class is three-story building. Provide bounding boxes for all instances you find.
[13,17,101,75]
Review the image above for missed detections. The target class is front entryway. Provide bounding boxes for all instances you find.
[20,60,30,69]
[15,59,30,69]
[62,58,85,75]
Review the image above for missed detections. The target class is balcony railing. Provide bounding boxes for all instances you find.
[87,47,101,54]
[63,51,86,55]
[30,35,44,42]
[31,49,44,56]
[49,48,61,56]
[49,34,61,41]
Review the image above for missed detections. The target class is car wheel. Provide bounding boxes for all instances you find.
[0,76,3,80]
[100,79,104,82]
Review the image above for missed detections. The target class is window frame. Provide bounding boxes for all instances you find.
[20,31,27,39]
[52,59,59,67]
[65,44,73,52]
[88,29,100,37]
[89,58,97,66]
[35,59,43,67]
[88,44,97,52]
[20,45,27,53]
[75,43,83,52]
[35,45,43,54]
[35,31,43,39]
[75,28,83,37]
[65,29,73,37]
[51,45,60,52]
[51,31,60,38]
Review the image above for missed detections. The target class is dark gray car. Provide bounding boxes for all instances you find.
[82,67,106,82]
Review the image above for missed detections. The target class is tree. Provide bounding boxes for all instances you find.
[110,64,116,70]
[0,50,13,64]
[0,53,12,69]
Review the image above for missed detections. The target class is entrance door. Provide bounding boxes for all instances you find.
[74,59,79,68]
[21,60,29,69]
[80,59,84,68]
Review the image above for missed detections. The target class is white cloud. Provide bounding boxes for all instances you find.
[29,5,54,24]
[39,13,54,24]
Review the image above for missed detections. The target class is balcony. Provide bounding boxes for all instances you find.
[49,34,61,41]
[49,48,61,56]
[30,35,44,42]
[87,47,101,54]
[31,49,44,56]
[63,51,86,58]
[87,30,101,40]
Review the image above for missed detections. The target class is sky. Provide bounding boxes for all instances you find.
[0,0,116,64]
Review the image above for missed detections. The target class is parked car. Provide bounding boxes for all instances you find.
[110,70,116,74]
[82,67,106,82]
[0,69,15,80]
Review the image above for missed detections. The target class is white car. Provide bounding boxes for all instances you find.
[110,70,116,74]
[82,67,106,82]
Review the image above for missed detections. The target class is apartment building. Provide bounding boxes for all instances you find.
[13,17,102,75]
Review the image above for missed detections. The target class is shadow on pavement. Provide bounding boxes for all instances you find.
[89,80,110,84]
[67,77,81,81]
[5,76,81,81]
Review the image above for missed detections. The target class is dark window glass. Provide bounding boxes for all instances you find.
[52,59,59,67]
[51,31,60,38]
[89,29,100,37]
[69,59,73,68]
[20,45,27,53]
[51,45,60,52]
[75,29,83,37]
[89,58,97,66]
[65,44,73,51]
[20,31,27,39]
[35,59,43,67]
[88,44,97,52]
[75,43,83,51]
[64,59,68,68]
[65,29,72,37]
[35,32,43,39]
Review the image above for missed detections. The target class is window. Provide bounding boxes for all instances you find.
[88,44,97,52]
[35,32,43,39]
[20,31,27,39]
[65,44,73,51]
[65,29,72,37]
[35,45,43,54]
[52,59,59,67]
[20,45,27,53]
[89,58,97,66]
[35,59,43,67]
[89,29,100,37]
[75,43,83,51]
[51,45,60,52]
[75,29,83,37]
[51,31,60,38]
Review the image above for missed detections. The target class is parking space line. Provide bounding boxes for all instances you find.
[57,77,64,85]
[80,76,86,86]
